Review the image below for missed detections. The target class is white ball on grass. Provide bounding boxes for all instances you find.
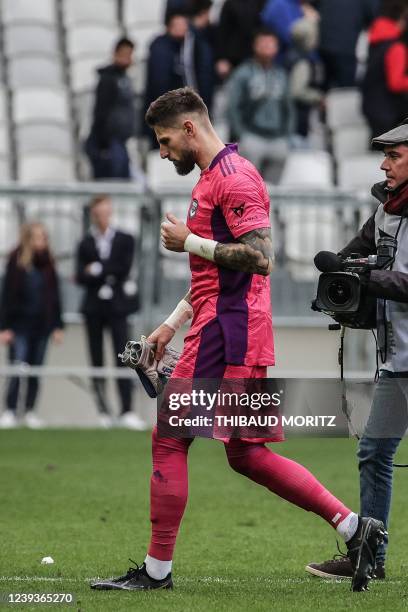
[41,556,54,565]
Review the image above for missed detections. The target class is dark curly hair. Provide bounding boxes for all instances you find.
[145,87,208,128]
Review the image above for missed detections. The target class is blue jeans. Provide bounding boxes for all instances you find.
[6,332,49,412]
[358,371,408,564]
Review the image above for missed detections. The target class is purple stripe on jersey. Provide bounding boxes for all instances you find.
[211,206,251,364]
[221,157,232,176]
[224,154,236,175]
[209,143,239,171]
[227,155,236,173]
[193,318,227,378]
[221,157,230,175]
[219,157,228,176]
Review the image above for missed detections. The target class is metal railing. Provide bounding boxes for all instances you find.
[0,181,381,413]
[0,181,378,331]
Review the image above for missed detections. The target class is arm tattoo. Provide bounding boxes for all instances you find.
[214,228,274,275]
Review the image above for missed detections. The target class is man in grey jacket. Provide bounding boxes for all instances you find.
[227,28,292,182]
[307,118,408,580]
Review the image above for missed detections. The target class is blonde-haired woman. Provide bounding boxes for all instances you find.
[0,222,64,428]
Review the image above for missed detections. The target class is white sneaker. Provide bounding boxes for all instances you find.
[0,410,18,429]
[24,412,44,429]
[97,414,114,429]
[118,412,147,431]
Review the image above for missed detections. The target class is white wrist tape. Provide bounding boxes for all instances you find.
[184,233,217,262]
[164,299,193,331]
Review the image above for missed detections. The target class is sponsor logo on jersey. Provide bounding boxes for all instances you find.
[229,214,260,230]
[232,203,245,217]
[189,199,199,218]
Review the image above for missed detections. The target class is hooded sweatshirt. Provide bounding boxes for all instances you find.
[89,64,136,149]
[362,17,408,133]
[369,17,408,91]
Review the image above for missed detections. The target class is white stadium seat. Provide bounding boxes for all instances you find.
[19,153,75,182]
[0,124,10,156]
[4,24,59,56]
[123,0,165,27]
[16,124,74,156]
[0,89,7,122]
[283,206,342,279]
[0,157,11,180]
[146,150,200,193]
[278,151,337,279]
[13,88,70,123]
[0,201,20,255]
[63,0,118,26]
[326,88,366,130]
[8,56,63,88]
[332,124,371,161]
[2,0,57,24]
[279,151,333,188]
[73,91,94,138]
[129,25,161,60]
[70,58,101,93]
[66,25,120,60]
[337,154,384,190]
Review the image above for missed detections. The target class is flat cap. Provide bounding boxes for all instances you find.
[372,118,408,150]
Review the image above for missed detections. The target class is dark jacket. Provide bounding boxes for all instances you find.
[340,181,408,302]
[340,181,408,370]
[143,33,186,144]
[89,64,136,149]
[319,0,379,55]
[143,30,215,142]
[0,250,63,334]
[76,230,137,317]
[362,17,408,135]
[216,0,266,67]
[190,25,216,111]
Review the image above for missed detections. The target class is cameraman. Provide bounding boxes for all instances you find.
[306,119,408,581]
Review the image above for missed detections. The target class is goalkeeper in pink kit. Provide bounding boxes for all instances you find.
[91,88,384,593]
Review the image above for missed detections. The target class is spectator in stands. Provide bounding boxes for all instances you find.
[215,0,267,81]
[144,10,215,147]
[261,0,319,56]
[76,195,143,430]
[165,0,190,22]
[0,223,64,429]
[188,0,217,110]
[362,0,408,137]
[290,15,324,142]
[319,0,380,89]
[85,37,136,180]
[227,29,293,182]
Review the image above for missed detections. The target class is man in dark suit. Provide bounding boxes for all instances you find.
[76,195,144,429]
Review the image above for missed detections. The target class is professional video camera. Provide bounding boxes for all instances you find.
[312,235,397,328]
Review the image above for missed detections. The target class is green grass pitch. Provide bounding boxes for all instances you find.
[1,430,408,611]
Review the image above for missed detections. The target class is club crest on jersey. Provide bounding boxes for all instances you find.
[189,199,199,218]
[232,203,245,217]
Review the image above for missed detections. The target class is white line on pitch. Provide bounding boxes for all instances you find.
[0,576,403,585]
